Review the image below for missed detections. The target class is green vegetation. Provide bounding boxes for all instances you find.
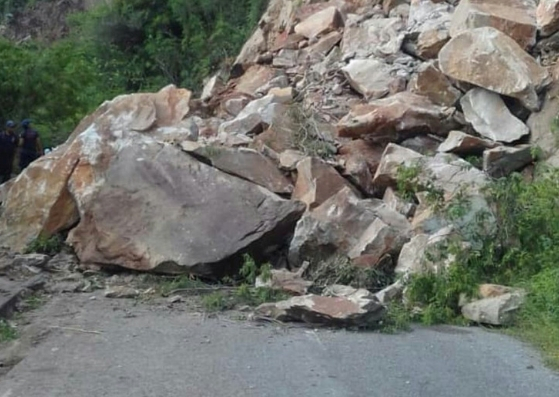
[25,234,64,255]
[0,320,18,343]
[0,0,268,147]
[309,255,393,293]
[402,168,559,367]
[289,104,337,160]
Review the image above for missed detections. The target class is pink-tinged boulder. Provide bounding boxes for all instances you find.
[192,146,293,194]
[288,187,411,268]
[338,140,385,177]
[234,65,277,96]
[462,289,526,325]
[438,27,551,111]
[337,92,457,140]
[341,18,405,59]
[294,6,344,39]
[292,157,355,209]
[0,86,306,276]
[460,88,530,143]
[408,62,461,107]
[417,27,451,59]
[537,0,559,37]
[438,130,499,155]
[342,59,408,100]
[450,0,537,49]
[255,285,385,327]
[482,145,534,178]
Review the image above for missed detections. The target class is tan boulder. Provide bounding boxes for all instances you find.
[298,31,342,65]
[1,86,307,276]
[279,150,306,171]
[372,143,424,189]
[292,157,354,209]
[255,286,385,327]
[417,27,450,59]
[395,227,459,275]
[342,59,408,100]
[461,88,530,143]
[408,0,454,35]
[288,187,411,268]
[337,92,457,140]
[408,62,462,107]
[192,146,293,194]
[450,0,537,49]
[338,140,385,177]
[234,65,277,96]
[294,6,344,39]
[341,18,405,59]
[537,0,559,37]
[201,75,224,102]
[438,27,551,111]
[482,145,534,178]
[462,290,525,325]
[438,130,499,155]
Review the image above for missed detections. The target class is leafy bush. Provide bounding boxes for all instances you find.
[25,234,65,255]
[403,167,559,365]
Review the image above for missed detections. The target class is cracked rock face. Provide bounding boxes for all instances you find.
[0,86,305,276]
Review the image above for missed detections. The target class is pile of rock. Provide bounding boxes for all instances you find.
[2,0,559,326]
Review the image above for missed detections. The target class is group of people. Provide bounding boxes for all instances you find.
[0,119,43,183]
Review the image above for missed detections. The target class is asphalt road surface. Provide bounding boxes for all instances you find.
[0,295,557,397]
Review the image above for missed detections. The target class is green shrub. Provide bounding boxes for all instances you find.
[25,234,65,255]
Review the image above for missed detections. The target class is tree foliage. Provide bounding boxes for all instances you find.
[0,0,268,146]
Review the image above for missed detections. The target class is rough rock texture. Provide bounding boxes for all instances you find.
[338,140,385,177]
[292,157,354,209]
[383,187,416,218]
[289,187,411,268]
[439,27,551,111]
[408,62,462,107]
[528,68,559,167]
[450,0,537,49]
[537,0,559,37]
[342,59,406,100]
[192,146,293,194]
[341,18,405,59]
[0,86,305,276]
[255,285,385,327]
[337,92,457,140]
[462,291,526,325]
[438,130,499,154]
[417,28,451,59]
[294,6,344,39]
[483,145,534,178]
[395,227,458,275]
[460,88,530,143]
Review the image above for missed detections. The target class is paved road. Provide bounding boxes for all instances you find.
[0,295,557,397]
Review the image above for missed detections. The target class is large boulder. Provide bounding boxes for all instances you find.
[537,0,559,37]
[450,0,537,49]
[0,86,305,276]
[438,27,551,111]
[337,92,457,140]
[408,62,462,107]
[292,157,354,209]
[191,146,293,194]
[255,285,385,327]
[341,18,405,59]
[342,59,408,100]
[289,187,411,268]
[460,88,530,143]
[462,290,526,325]
[482,145,534,178]
[294,6,344,39]
[438,130,499,155]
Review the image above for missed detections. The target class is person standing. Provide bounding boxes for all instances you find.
[19,119,42,171]
[0,121,18,183]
